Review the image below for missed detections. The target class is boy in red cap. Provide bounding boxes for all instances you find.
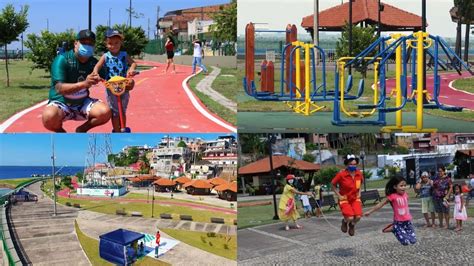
[331,154,364,236]
[278,174,312,231]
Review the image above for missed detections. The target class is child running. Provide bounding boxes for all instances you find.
[278,175,312,231]
[93,29,136,132]
[364,176,416,245]
[453,184,468,232]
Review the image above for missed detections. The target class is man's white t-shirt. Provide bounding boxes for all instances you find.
[193,43,202,58]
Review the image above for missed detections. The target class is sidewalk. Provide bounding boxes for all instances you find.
[196,66,237,113]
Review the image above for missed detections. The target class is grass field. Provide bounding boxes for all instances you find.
[0,178,35,189]
[0,60,50,121]
[160,228,237,260]
[187,68,237,125]
[75,220,169,266]
[452,77,474,94]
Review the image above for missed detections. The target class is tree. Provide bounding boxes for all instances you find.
[95,24,148,57]
[239,134,267,161]
[336,23,378,77]
[302,153,316,163]
[0,4,29,86]
[138,154,150,174]
[25,30,75,72]
[314,166,340,186]
[177,141,187,148]
[209,0,237,42]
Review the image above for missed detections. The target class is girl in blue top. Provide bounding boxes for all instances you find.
[93,29,137,132]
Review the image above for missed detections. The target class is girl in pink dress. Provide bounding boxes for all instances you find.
[453,184,467,232]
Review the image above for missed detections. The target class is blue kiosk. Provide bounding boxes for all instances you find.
[99,228,145,265]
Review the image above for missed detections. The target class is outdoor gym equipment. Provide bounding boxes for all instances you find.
[103,72,138,133]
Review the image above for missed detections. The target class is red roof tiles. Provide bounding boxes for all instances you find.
[238,155,320,175]
[301,0,423,30]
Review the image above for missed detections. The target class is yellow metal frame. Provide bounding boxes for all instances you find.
[382,31,437,133]
[336,57,380,118]
[286,41,325,116]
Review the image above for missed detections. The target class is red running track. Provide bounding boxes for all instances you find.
[384,71,474,110]
[57,188,237,215]
[1,60,236,133]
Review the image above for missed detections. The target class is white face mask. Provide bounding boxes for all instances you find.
[288,179,294,185]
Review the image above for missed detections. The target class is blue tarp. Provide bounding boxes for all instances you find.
[99,229,145,265]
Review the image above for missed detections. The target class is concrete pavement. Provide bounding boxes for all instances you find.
[238,199,474,264]
[9,182,89,265]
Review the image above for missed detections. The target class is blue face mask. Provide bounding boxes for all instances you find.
[348,165,357,172]
[77,43,94,58]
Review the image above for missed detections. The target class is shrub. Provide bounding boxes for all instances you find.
[223,244,229,250]
[207,232,216,238]
[200,235,206,243]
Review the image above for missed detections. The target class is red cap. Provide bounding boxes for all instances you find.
[286,174,295,181]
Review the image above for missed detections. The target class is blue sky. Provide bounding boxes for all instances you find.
[3,0,230,49]
[0,133,234,166]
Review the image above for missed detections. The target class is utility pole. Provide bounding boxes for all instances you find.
[88,0,92,30]
[51,135,57,216]
[46,18,49,31]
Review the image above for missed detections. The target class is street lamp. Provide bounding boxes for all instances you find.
[51,135,57,216]
[268,134,279,220]
[360,151,366,192]
[147,186,150,203]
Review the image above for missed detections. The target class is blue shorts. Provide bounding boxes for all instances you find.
[392,220,416,245]
[106,90,130,117]
[303,205,312,213]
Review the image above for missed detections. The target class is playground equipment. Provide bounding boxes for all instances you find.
[103,72,138,133]
[243,21,473,131]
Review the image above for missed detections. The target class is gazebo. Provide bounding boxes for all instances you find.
[214,182,237,201]
[208,177,229,187]
[153,178,177,192]
[99,229,145,265]
[238,155,320,195]
[127,175,159,187]
[183,179,213,195]
[301,0,423,38]
[175,176,192,189]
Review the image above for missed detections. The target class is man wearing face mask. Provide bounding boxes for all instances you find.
[42,29,111,132]
[331,154,364,236]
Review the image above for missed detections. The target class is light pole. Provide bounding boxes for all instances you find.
[268,134,278,220]
[151,184,155,218]
[313,0,319,64]
[51,135,57,216]
[360,151,366,192]
[129,0,132,28]
[108,8,112,28]
[88,0,92,30]
[147,186,150,203]
[21,32,24,60]
[421,0,427,103]
[348,0,353,74]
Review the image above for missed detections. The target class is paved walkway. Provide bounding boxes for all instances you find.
[58,188,236,215]
[238,199,474,264]
[9,182,90,265]
[196,66,237,113]
[1,61,235,133]
[77,211,236,265]
[131,188,236,208]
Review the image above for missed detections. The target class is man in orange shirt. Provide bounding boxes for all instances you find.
[155,230,161,258]
[331,154,364,236]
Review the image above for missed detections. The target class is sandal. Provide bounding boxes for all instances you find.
[285,225,290,231]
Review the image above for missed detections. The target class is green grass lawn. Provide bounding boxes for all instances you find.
[75,220,168,266]
[160,228,237,260]
[211,67,238,102]
[0,178,35,189]
[187,68,237,125]
[124,192,233,209]
[452,77,474,93]
[0,60,50,121]
[42,181,235,224]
